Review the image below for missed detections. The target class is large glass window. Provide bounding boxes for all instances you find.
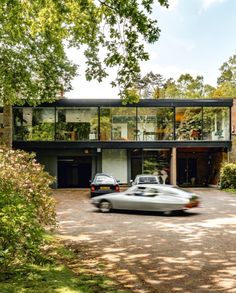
[130,149,171,184]
[56,108,98,141]
[0,108,3,140]
[13,108,33,141]
[31,108,55,141]
[137,107,174,141]
[14,107,55,141]
[203,107,230,141]
[0,108,3,128]
[176,107,202,141]
[100,107,136,141]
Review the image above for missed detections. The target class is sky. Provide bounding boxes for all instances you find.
[66,0,236,99]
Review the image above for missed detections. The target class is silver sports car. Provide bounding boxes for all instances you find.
[91,184,200,213]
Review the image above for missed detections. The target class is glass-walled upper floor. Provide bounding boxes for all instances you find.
[13,106,230,142]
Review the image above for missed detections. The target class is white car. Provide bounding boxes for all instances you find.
[91,184,200,213]
[130,174,160,185]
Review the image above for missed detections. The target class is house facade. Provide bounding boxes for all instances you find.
[5,98,232,188]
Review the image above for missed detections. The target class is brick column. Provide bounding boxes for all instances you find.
[170,147,177,186]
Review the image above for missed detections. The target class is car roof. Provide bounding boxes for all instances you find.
[134,184,173,189]
[95,173,114,177]
[135,174,158,178]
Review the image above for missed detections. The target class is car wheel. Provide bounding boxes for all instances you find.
[99,200,112,213]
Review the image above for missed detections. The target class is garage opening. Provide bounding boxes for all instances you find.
[57,156,92,188]
[177,148,225,186]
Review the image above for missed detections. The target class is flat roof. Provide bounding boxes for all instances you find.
[14,98,233,108]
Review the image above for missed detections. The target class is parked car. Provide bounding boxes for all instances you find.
[131,174,160,185]
[91,184,200,213]
[90,173,120,197]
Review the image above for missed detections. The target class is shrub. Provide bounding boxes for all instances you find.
[219,163,236,189]
[0,147,56,268]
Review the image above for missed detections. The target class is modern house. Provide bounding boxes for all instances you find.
[7,98,232,188]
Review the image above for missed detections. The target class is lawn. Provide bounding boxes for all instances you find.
[0,236,129,293]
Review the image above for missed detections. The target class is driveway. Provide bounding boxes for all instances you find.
[54,188,236,293]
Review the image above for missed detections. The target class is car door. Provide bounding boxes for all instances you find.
[113,186,149,210]
[133,187,164,211]
[154,187,188,211]
[123,186,162,211]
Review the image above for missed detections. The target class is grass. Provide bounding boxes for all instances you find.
[222,188,236,194]
[0,235,129,293]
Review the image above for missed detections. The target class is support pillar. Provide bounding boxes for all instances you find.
[170,147,177,186]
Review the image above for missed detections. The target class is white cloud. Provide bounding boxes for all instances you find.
[201,0,226,11]
[66,76,119,99]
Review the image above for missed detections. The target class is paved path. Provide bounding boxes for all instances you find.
[54,188,236,293]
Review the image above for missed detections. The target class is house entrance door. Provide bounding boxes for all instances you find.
[177,158,197,186]
[58,157,92,188]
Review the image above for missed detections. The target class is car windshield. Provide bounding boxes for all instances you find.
[138,176,158,184]
[95,175,115,184]
[126,186,158,197]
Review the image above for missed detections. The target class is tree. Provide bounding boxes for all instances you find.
[176,74,205,98]
[214,54,236,97]
[162,78,180,98]
[137,72,166,99]
[0,0,169,146]
[162,74,215,99]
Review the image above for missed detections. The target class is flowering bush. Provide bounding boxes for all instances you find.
[219,163,236,189]
[0,147,56,268]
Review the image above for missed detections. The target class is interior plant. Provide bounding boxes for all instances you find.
[29,123,55,141]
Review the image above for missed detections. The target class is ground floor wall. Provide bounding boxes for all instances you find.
[229,135,236,163]
[177,148,227,186]
[34,146,228,188]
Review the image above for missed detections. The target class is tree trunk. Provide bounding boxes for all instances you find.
[2,104,12,148]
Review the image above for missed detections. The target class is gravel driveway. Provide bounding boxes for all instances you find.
[54,188,236,293]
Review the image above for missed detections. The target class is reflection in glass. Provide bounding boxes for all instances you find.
[203,107,230,141]
[130,149,170,183]
[56,108,98,141]
[13,108,55,141]
[100,107,136,141]
[0,109,3,128]
[13,108,33,141]
[176,107,202,141]
[137,107,173,141]
[31,108,55,141]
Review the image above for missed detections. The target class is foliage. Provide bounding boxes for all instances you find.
[136,53,236,99]
[0,0,169,106]
[213,53,236,98]
[137,72,165,99]
[136,72,217,99]
[217,54,236,87]
[0,147,56,267]
[162,78,180,98]
[176,109,202,140]
[219,163,236,189]
[0,189,43,268]
[29,123,55,141]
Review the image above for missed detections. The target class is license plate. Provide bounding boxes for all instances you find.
[100,186,109,190]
